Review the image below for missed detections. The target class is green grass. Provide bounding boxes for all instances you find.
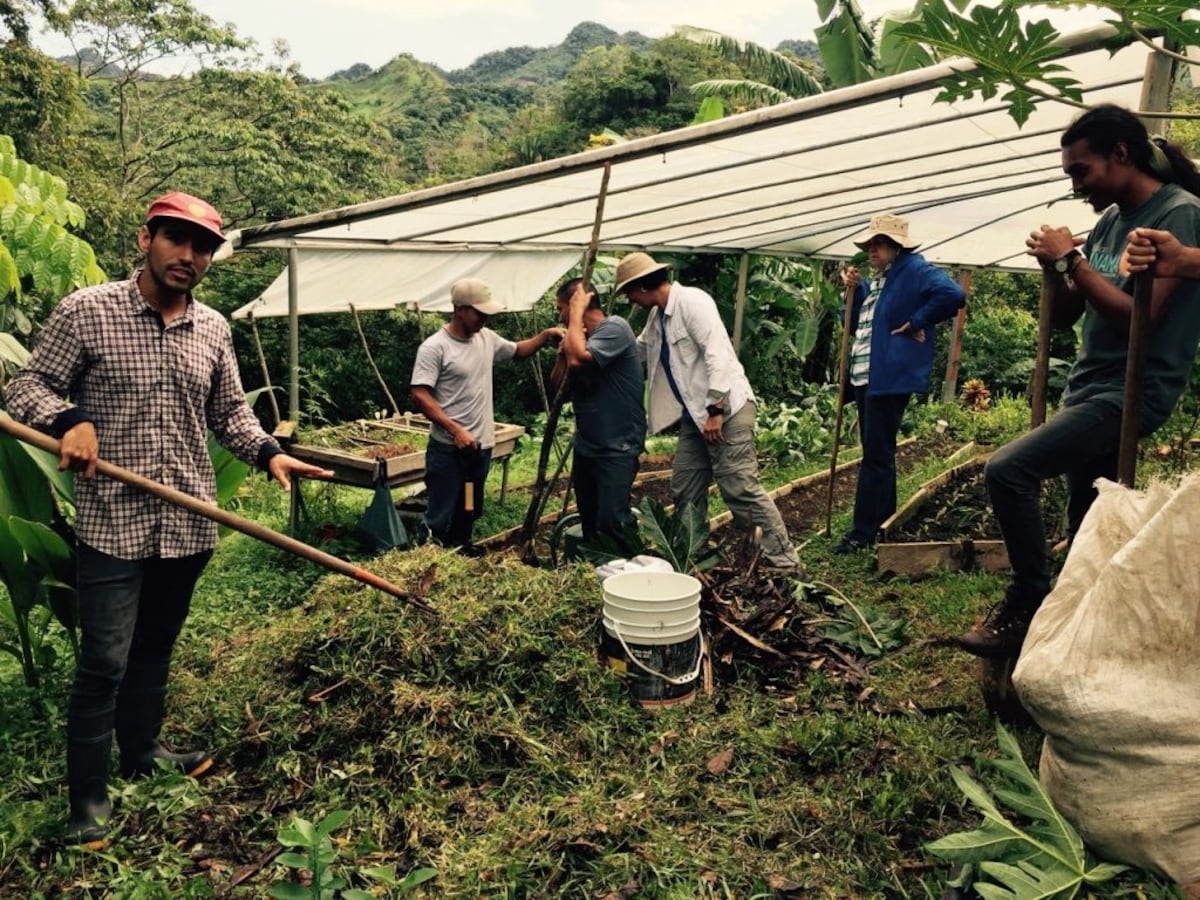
[0,416,1192,897]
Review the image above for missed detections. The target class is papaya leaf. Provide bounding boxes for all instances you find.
[927,722,1127,896]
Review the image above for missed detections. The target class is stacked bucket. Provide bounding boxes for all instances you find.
[599,567,705,708]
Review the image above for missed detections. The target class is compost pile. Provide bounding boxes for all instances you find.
[698,551,902,702]
[891,467,1068,542]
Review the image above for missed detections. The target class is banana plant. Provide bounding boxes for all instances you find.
[0,422,77,689]
[677,0,971,117]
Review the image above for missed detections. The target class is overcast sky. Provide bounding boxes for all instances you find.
[35,0,1106,81]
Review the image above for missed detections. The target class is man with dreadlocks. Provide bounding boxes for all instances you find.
[959,104,1200,658]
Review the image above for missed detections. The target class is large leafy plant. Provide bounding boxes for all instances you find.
[928,722,1127,896]
[578,497,720,575]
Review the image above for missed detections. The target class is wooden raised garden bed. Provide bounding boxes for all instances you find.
[288,414,525,489]
[875,445,1066,577]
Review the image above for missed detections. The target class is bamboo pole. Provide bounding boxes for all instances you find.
[247,311,282,428]
[349,303,401,416]
[824,281,858,536]
[1030,271,1055,428]
[0,416,436,617]
[520,161,611,564]
[1116,273,1153,486]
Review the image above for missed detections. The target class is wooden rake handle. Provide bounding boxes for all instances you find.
[0,416,437,618]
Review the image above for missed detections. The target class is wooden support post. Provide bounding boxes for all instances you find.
[287,248,300,422]
[940,269,971,404]
[1117,273,1153,486]
[1030,271,1054,428]
[732,253,750,357]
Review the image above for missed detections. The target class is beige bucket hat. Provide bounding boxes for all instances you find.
[450,277,504,314]
[613,251,670,295]
[853,213,920,251]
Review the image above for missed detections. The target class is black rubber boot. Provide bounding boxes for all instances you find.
[116,661,213,779]
[65,733,113,849]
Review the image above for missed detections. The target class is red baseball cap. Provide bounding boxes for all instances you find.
[144,192,225,242]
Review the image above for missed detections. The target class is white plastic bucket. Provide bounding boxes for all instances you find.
[602,570,701,643]
[600,571,705,707]
[594,554,675,581]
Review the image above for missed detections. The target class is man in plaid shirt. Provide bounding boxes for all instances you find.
[5,192,331,849]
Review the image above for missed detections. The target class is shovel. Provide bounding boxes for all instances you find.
[0,416,437,618]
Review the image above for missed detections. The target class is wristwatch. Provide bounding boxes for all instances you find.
[706,404,724,417]
[1054,249,1083,274]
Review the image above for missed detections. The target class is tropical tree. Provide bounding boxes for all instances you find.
[891,0,1200,126]
[0,137,105,692]
[677,0,970,114]
[0,133,106,358]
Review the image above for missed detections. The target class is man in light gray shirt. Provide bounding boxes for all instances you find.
[410,278,562,553]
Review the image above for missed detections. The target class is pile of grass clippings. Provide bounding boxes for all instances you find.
[159,546,967,896]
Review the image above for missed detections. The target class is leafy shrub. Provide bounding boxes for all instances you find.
[755,384,857,465]
[959,305,1039,397]
[905,396,1032,447]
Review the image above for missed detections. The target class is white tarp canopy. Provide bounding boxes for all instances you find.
[231,248,578,319]
[230,24,1158,286]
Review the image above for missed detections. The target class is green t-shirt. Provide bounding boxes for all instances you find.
[1067,182,1200,429]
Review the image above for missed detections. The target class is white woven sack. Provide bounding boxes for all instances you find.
[1013,475,1200,883]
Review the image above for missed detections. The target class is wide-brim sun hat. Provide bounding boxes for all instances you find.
[613,251,670,295]
[852,213,920,251]
[450,277,505,315]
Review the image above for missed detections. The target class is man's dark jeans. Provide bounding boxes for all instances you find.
[71,544,212,744]
[573,451,640,550]
[985,398,1122,604]
[422,438,492,549]
[849,387,910,542]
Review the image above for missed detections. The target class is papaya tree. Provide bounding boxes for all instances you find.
[890,0,1200,126]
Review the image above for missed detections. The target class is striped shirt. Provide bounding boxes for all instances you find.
[849,268,888,387]
[4,273,278,559]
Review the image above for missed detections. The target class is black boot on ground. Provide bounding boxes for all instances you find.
[958,594,1040,658]
[65,734,113,850]
[119,741,214,779]
[116,661,214,779]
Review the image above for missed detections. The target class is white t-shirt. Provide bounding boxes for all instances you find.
[410,326,516,448]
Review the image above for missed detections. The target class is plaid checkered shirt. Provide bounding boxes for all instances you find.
[849,268,888,387]
[4,272,278,559]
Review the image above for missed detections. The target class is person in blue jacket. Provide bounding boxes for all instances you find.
[834,213,966,554]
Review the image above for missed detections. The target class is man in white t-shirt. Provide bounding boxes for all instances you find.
[410,278,563,553]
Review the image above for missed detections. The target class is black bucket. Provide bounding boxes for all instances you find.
[599,626,704,708]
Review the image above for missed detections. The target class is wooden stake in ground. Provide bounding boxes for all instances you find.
[247,311,282,429]
[825,281,857,536]
[1117,271,1154,486]
[1030,271,1054,429]
[350,303,401,417]
[519,161,611,564]
[0,416,436,617]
